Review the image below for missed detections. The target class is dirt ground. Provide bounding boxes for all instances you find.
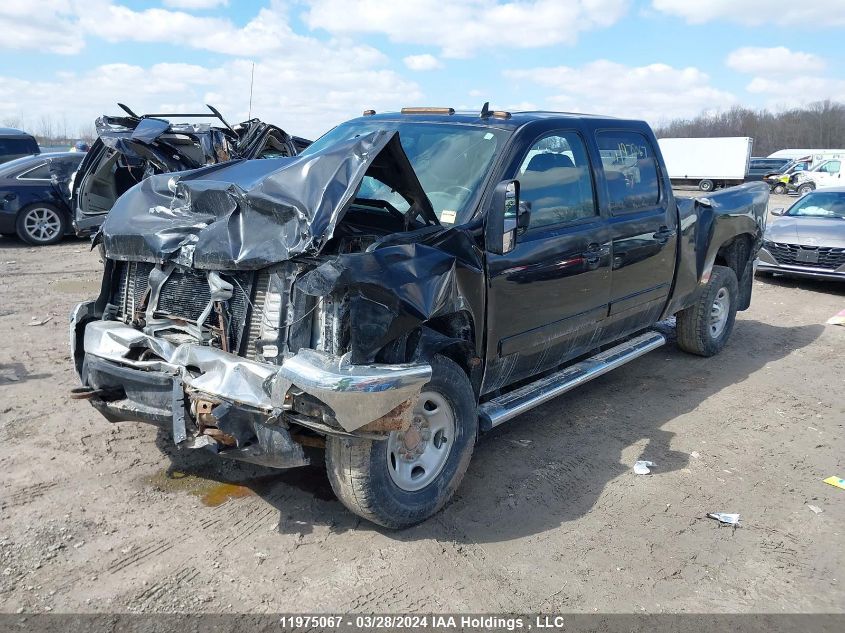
[1,193,843,614]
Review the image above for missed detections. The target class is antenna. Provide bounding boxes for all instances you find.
[248,62,255,120]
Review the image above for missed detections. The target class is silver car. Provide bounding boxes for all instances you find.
[757,187,845,281]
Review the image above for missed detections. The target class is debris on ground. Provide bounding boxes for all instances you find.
[508,439,533,448]
[823,476,845,491]
[825,309,845,326]
[807,504,823,514]
[28,316,53,327]
[634,460,655,475]
[707,512,741,526]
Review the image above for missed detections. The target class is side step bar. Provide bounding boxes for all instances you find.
[478,331,666,430]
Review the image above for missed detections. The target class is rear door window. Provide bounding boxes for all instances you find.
[18,162,52,180]
[596,131,660,212]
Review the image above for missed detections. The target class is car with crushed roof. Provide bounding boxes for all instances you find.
[70,106,768,528]
[70,104,310,236]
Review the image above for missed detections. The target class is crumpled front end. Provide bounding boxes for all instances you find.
[70,258,432,469]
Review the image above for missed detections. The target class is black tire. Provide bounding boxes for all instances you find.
[676,265,739,357]
[798,183,814,197]
[698,179,715,192]
[772,183,787,195]
[16,203,67,246]
[325,355,476,529]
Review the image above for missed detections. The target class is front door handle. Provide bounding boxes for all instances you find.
[582,243,610,264]
[653,226,676,243]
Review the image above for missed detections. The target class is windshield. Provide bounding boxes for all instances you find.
[301,120,510,224]
[780,160,807,174]
[787,191,845,218]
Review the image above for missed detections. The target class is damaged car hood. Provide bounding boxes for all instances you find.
[100,130,437,269]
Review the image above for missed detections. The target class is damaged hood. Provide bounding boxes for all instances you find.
[100,130,437,270]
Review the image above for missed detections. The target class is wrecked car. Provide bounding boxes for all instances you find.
[71,106,768,528]
[71,104,310,236]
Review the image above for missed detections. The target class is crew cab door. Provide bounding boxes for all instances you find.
[482,129,611,394]
[595,129,677,341]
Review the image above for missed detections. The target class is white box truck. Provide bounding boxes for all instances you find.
[657,137,753,192]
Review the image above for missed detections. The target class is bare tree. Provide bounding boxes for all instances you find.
[653,101,845,155]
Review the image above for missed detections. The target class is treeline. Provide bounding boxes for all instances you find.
[653,100,845,156]
[1,113,95,144]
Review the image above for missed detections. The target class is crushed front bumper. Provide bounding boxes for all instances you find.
[71,302,432,467]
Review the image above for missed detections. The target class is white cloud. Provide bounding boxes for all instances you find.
[505,60,736,123]
[726,47,825,75]
[403,54,442,71]
[0,1,426,137]
[162,0,228,8]
[0,0,82,54]
[745,76,845,108]
[652,0,845,25]
[304,0,631,58]
[0,58,421,141]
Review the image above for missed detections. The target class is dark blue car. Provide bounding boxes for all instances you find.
[0,152,83,245]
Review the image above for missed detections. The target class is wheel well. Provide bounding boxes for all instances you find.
[714,234,752,278]
[714,233,754,311]
[414,311,482,398]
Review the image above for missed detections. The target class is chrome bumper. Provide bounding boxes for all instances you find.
[74,308,431,433]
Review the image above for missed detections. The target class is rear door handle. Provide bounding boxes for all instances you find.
[653,226,676,243]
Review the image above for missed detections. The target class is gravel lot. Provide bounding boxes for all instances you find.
[1,193,843,614]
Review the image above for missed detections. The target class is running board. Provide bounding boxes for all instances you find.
[478,331,666,430]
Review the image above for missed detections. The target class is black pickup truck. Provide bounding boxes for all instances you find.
[71,107,768,528]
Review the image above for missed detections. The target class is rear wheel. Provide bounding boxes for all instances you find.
[698,179,715,192]
[16,203,66,245]
[676,265,739,357]
[798,183,815,197]
[325,355,476,529]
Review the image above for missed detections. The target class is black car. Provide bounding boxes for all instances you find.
[0,128,39,165]
[746,157,791,180]
[0,152,84,245]
[71,104,309,236]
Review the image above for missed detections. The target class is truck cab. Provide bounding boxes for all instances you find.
[71,108,768,528]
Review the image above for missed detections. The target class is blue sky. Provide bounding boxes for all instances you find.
[1,0,843,140]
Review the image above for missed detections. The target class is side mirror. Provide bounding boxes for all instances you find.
[486,180,522,255]
[770,208,785,216]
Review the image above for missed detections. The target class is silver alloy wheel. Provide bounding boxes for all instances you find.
[709,286,730,339]
[387,390,455,492]
[22,207,62,243]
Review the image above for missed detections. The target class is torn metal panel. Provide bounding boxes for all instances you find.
[297,227,484,363]
[100,131,437,270]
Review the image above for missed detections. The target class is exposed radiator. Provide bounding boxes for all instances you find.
[112,261,254,353]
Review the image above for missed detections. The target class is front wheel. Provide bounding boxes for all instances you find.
[798,183,814,196]
[325,355,476,529]
[676,265,739,357]
[772,183,787,195]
